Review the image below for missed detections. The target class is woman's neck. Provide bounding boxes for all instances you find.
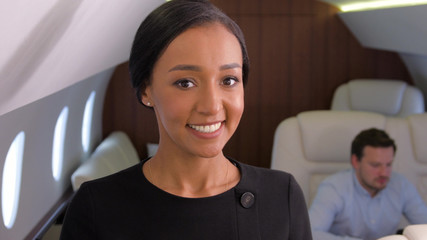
[143,151,239,198]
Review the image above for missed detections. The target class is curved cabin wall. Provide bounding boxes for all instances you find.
[323,2,427,106]
[0,0,163,238]
[0,68,113,239]
[102,0,413,169]
[0,0,163,116]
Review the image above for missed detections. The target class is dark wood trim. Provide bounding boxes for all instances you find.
[25,186,74,240]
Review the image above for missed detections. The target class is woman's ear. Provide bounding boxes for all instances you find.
[141,86,153,107]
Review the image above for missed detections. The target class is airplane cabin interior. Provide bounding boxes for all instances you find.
[1,0,427,239]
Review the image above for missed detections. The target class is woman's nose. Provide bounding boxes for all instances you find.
[196,85,222,115]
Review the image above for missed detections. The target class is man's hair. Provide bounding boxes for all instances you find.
[351,128,396,160]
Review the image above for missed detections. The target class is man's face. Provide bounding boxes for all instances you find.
[351,146,394,197]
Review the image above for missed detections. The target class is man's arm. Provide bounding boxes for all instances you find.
[309,182,362,240]
[401,176,427,224]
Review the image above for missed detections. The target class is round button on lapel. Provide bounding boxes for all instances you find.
[240,192,255,209]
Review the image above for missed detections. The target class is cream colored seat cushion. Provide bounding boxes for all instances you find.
[403,224,427,240]
[377,235,408,240]
[271,110,427,206]
[378,224,427,240]
[271,110,387,205]
[71,131,140,191]
[331,79,424,117]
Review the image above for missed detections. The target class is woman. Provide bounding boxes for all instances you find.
[60,0,312,239]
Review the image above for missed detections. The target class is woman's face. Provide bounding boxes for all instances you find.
[143,23,244,159]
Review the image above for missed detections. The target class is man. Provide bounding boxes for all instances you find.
[309,128,427,240]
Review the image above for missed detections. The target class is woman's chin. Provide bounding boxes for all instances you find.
[190,145,225,159]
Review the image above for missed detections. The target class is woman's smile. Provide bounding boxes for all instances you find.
[188,122,223,134]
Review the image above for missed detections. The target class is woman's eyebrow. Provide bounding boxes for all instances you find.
[168,63,242,72]
[169,64,201,72]
[220,63,242,70]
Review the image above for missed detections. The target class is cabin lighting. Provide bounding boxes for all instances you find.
[82,91,96,153]
[52,107,69,181]
[2,131,25,229]
[340,0,427,12]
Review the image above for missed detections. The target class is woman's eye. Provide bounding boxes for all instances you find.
[222,77,239,86]
[175,79,195,89]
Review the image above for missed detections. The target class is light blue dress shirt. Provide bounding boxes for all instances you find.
[309,169,427,240]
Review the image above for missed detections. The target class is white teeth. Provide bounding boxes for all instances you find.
[189,122,221,133]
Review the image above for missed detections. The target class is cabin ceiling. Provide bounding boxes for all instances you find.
[320,0,427,12]
[0,0,163,116]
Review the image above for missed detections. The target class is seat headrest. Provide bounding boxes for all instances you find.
[71,131,140,191]
[332,79,425,117]
[408,114,427,163]
[348,80,407,115]
[297,111,386,162]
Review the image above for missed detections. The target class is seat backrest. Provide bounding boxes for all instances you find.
[71,131,140,191]
[378,224,427,240]
[331,79,425,117]
[396,114,427,203]
[403,224,427,240]
[377,235,408,240]
[271,110,386,205]
[271,110,427,206]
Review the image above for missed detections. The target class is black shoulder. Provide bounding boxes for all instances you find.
[78,162,143,193]
[238,161,293,182]
[233,160,297,194]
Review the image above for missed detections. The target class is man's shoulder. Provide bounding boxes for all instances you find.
[319,169,354,193]
[323,169,353,183]
[388,171,413,189]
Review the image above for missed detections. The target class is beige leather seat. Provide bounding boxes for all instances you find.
[271,110,384,206]
[271,110,427,207]
[377,224,427,240]
[71,131,140,191]
[331,79,425,117]
[377,236,408,240]
[402,224,427,240]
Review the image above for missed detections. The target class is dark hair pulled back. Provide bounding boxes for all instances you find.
[129,0,249,104]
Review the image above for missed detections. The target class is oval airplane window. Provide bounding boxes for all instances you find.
[82,91,96,153]
[52,107,69,181]
[2,131,25,229]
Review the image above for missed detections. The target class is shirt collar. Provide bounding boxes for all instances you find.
[351,169,386,199]
[351,169,372,197]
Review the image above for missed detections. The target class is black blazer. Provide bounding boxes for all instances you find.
[60,158,312,240]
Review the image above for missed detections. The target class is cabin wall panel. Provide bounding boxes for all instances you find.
[291,0,313,15]
[102,0,412,168]
[375,51,415,79]
[103,63,159,159]
[325,7,351,95]
[348,37,377,78]
[260,0,292,15]
[238,0,259,15]
[290,15,313,115]
[311,3,330,110]
[103,63,138,141]
[0,68,112,239]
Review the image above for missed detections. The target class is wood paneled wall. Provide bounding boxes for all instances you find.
[103,0,411,168]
